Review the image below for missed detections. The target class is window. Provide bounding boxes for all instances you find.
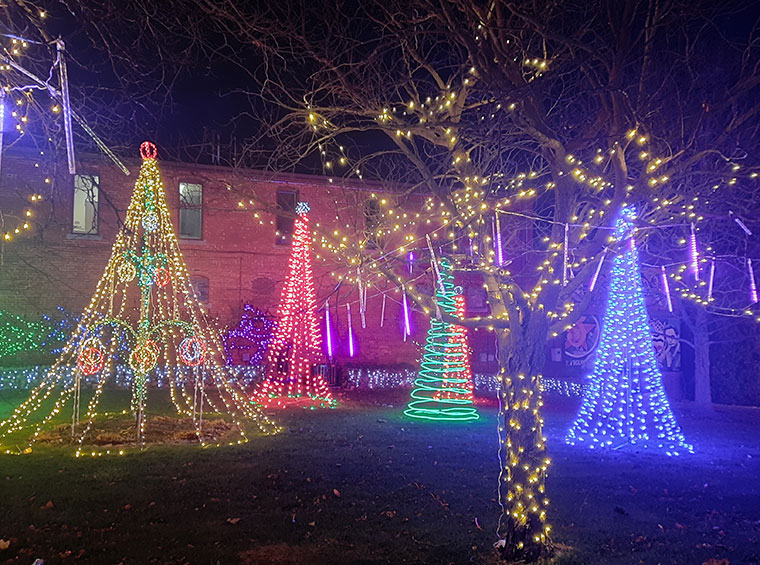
[72,174,99,234]
[179,182,203,239]
[190,275,209,303]
[275,189,298,245]
[364,198,381,249]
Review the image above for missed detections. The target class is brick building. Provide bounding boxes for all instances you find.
[0,149,499,370]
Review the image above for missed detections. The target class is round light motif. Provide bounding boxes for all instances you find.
[179,335,206,366]
[140,141,158,160]
[154,266,170,288]
[77,338,106,375]
[118,260,137,283]
[295,201,310,215]
[129,340,159,373]
[142,211,159,233]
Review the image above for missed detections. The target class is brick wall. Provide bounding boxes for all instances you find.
[0,152,462,367]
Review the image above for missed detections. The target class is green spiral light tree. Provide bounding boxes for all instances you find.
[405,257,479,422]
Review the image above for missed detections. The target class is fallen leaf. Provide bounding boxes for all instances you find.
[333,489,341,498]
[0,539,10,550]
[226,518,241,525]
[42,501,54,510]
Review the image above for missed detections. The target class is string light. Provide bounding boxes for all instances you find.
[405,259,478,422]
[748,258,758,304]
[347,302,356,357]
[222,305,275,366]
[254,202,334,407]
[566,208,692,455]
[324,300,334,359]
[689,223,699,280]
[402,285,411,340]
[494,212,504,266]
[0,142,279,456]
[661,266,673,313]
[589,250,606,292]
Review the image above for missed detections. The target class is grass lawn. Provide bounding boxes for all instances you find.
[0,388,759,564]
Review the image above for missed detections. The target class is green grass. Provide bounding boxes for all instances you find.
[0,389,758,564]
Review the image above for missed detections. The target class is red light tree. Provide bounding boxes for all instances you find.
[452,294,475,400]
[256,202,333,406]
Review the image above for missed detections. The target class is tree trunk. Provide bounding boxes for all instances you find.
[494,326,551,562]
[692,308,712,409]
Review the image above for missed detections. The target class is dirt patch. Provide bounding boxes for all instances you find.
[36,414,239,446]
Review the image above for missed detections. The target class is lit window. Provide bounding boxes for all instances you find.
[179,182,202,239]
[72,174,99,234]
[276,189,298,245]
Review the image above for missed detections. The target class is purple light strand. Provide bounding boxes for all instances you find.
[402,286,411,341]
[324,300,333,358]
[494,212,504,266]
[347,303,355,356]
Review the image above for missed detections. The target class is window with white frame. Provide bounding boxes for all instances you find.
[179,182,203,239]
[72,174,99,234]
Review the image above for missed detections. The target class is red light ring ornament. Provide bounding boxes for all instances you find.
[140,141,158,160]
[129,339,160,373]
[154,266,170,288]
[77,338,106,375]
[179,335,206,366]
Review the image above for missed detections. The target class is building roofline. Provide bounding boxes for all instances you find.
[5,146,412,195]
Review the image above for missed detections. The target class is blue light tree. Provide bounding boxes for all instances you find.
[566,208,692,455]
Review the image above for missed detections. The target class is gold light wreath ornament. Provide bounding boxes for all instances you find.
[129,339,160,373]
[117,260,137,283]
